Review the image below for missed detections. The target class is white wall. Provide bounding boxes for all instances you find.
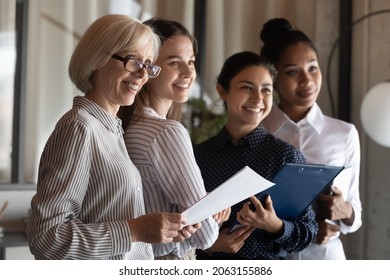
[345,0,390,260]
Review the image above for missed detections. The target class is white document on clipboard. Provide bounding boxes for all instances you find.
[332,167,352,196]
[182,166,274,226]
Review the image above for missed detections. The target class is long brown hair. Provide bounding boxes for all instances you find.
[118,17,198,131]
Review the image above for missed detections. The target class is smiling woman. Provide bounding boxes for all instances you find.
[25,14,191,260]
[120,17,221,260]
[260,17,362,260]
[193,51,317,260]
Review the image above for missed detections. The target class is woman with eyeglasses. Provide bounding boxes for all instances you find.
[26,14,187,260]
[119,18,225,260]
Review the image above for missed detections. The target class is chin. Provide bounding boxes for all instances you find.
[176,97,189,104]
[123,97,136,106]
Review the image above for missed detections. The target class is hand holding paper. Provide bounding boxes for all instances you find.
[213,207,231,224]
[182,166,274,226]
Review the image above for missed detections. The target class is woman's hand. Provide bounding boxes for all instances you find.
[213,207,231,224]
[315,220,340,244]
[206,226,254,254]
[173,223,202,242]
[128,212,185,243]
[237,196,284,235]
[316,186,354,225]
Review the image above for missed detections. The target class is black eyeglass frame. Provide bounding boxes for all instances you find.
[111,54,161,78]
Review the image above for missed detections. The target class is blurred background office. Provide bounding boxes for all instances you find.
[0,0,389,259]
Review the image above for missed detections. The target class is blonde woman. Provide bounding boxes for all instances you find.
[26,14,186,260]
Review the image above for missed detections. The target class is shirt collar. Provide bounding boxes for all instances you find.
[304,102,324,134]
[215,126,269,149]
[264,103,324,135]
[144,107,166,119]
[73,95,124,135]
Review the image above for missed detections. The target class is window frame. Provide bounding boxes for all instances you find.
[0,0,35,190]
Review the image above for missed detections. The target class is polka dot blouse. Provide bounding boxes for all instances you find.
[194,126,318,260]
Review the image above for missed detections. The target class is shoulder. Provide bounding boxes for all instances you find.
[261,130,305,162]
[127,116,193,150]
[193,135,223,167]
[261,127,296,149]
[274,135,304,154]
[43,109,96,154]
[323,115,355,130]
[54,107,93,134]
[194,134,220,153]
[322,115,359,139]
[137,115,188,133]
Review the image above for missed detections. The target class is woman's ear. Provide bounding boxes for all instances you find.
[216,84,228,102]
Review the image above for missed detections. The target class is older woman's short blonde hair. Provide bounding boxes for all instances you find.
[69,14,161,93]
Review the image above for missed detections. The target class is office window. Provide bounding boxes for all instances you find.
[0,0,30,189]
[0,1,16,182]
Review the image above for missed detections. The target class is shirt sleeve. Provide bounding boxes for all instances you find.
[339,125,362,234]
[146,123,219,255]
[273,205,318,253]
[27,120,132,259]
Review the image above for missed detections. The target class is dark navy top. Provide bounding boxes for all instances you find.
[194,126,318,260]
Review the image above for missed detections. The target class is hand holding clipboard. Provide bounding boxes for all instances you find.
[229,163,344,232]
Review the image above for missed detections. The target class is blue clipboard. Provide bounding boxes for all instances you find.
[229,163,344,232]
[257,163,344,220]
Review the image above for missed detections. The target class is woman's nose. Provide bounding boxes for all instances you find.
[300,73,313,87]
[134,67,149,79]
[180,64,195,78]
[252,90,264,101]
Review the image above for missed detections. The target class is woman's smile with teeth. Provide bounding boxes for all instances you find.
[123,81,139,91]
[245,106,261,113]
[174,83,190,88]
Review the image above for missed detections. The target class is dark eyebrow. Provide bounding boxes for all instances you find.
[238,81,273,88]
[283,63,297,68]
[262,83,273,88]
[283,58,318,68]
[238,80,253,85]
[165,54,196,60]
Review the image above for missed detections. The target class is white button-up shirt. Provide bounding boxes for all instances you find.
[262,103,362,259]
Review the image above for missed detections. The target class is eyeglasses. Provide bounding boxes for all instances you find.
[112,54,161,78]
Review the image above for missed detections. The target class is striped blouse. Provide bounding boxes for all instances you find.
[26,96,153,260]
[124,107,219,258]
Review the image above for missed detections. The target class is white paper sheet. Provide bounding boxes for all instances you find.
[332,167,352,196]
[182,166,274,226]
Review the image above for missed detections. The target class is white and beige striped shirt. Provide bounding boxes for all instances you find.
[124,107,219,258]
[26,96,153,260]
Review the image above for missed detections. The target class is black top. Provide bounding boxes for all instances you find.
[194,126,318,260]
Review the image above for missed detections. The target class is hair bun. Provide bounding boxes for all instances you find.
[260,18,292,43]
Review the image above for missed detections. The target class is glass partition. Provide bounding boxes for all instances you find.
[0,0,30,189]
[0,0,16,183]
